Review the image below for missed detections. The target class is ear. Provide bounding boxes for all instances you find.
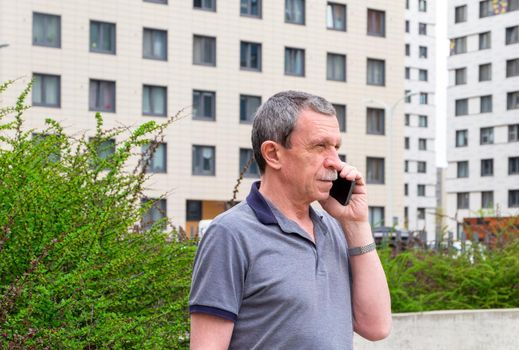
[260,141,282,171]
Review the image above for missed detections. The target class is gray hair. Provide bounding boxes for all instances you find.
[251,90,336,174]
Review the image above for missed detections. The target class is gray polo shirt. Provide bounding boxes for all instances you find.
[189,182,353,349]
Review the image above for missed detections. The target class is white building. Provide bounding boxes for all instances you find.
[0,0,407,235]
[446,0,519,237]
[403,0,437,241]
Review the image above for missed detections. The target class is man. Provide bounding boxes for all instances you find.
[189,91,391,349]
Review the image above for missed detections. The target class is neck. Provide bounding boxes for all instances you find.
[258,174,311,222]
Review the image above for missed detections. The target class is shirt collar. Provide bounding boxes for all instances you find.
[246,181,327,236]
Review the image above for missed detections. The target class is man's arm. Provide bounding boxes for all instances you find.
[342,221,392,341]
[320,161,391,340]
[190,313,234,350]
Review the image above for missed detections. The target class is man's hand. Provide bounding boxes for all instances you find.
[319,162,369,223]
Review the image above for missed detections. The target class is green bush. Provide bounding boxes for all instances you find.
[380,239,519,312]
[0,80,195,349]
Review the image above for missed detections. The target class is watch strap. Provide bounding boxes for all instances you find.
[348,241,376,256]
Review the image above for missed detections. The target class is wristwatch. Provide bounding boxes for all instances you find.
[348,242,376,256]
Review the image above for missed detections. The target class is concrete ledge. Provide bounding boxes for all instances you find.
[354,308,519,350]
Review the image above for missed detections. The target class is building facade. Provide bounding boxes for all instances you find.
[446,0,519,237]
[0,0,407,235]
[404,0,437,241]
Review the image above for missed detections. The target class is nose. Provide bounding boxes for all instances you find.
[324,148,342,170]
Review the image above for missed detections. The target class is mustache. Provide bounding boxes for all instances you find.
[320,170,338,181]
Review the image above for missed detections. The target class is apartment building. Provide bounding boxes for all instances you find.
[0,0,406,235]
[446,0,519,237]
[404,0,437,241]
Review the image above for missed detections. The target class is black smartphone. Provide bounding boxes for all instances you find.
[330,174,355,206]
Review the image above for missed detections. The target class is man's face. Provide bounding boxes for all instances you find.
[279,109,342,204]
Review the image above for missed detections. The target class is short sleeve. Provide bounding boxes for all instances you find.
[189,222,247,322]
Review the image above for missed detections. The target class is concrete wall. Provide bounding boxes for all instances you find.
[354,308,519,350]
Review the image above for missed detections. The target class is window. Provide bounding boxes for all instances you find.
[480,95,492,113]
[481,159,493,176]
[509,157,519,175]
[506,58,519,78]
[451,37,467,55]
[142,85,167,117]
[418,0,427,12]
[405,114,410,126]
[404,67,410,79]
[366,157,384,184]
[509,124,519,142]
[193,90,216,120]
[419,93,428,105]
[241,0,261,17]
[142,142,167,173]
[418,138,427,150]
[240,94,261,123]
[506,26,519,45]
[457,161,469,178]
[456,130,468,147]
[419,115,428,127]
[417,208,425,220]
[480,127,494,145]
[405,89,412,103]
[194,0,216,11]
[327,53,346,81]
[479,31,491,50]
[404,137,410,149]
[240,41,261,71]
[142,198,167,230]
[333,104,346,132]
[285,47,305,76]
[89,79,115,112]
[457,192,469,209]
[404,160,409,172]
[90,21,116,54]
[239,148,260,177]
[186,200,202,221]
[479,0,494,17]
[32,73,60,107]
[417,184,425,197]
[419,69,428,81]
[507,91,519,110]
[404,183,408,196]
[481,191,494,209]
[419,23,427,35]
[366,108,385,135]
[406,0,409,9]
[455,99,468,116]
[285,0,305,24]
[91,138,115,169]
[419,46,428,58]
[144,0,168,3]
[143,28,167,60]
[455,68,466,85]
[417,161,426,173]
[327,2,346,31]
[405,20,410,33]
[193,35,216,66]
[367,9,385,37]
[33,12,60,48]
[510,190,519,207]
[192,145,216,175]
[368,206,385,228]
[367,58,385,86]
[455,5,467,23]
[479,63,492,81]
[405,44,410,56]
